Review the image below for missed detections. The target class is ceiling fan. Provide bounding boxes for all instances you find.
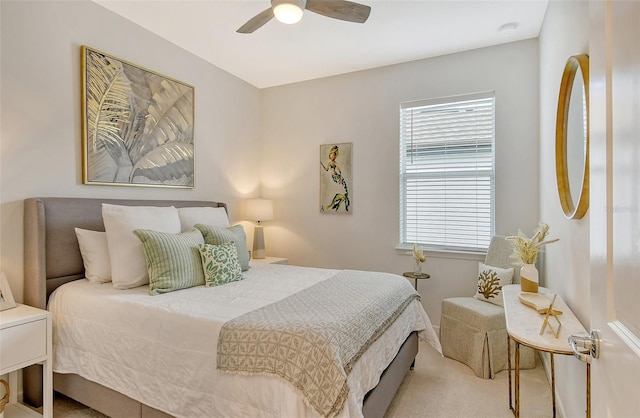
[237,0,371,34]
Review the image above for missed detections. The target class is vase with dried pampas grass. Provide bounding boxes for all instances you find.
[506,222,559,293]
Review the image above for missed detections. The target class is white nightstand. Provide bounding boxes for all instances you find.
[0,304,52,418]
[251,256,288,265]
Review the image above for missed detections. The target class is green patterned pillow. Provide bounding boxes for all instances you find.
[199,242,243,287]
[133,229,205,295]
[194,224,250,271]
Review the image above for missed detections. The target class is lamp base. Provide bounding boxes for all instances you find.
[252,225,266,259]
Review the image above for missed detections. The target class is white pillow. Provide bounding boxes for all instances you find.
[102,204,181,289]
[178,206,229,232]
[473,262,514,307]
[75,228,111,283]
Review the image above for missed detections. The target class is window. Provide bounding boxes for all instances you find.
[399,92,495,253]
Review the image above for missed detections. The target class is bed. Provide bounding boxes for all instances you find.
[22,197,441,418]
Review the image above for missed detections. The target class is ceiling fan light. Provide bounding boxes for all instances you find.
[273,2,304,24]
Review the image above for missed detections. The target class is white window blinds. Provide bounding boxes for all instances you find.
[399,92,495,253]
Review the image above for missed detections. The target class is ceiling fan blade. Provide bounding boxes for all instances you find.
[237,7,274,33]
[305,0,371,23]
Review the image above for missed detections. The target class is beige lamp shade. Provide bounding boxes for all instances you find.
[245,199,274,223]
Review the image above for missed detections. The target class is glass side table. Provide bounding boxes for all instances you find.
[402,272,430,290]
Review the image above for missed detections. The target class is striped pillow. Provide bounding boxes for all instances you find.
[194,224,250,271]
[133,229,205,295]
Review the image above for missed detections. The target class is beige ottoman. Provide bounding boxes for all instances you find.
[440,297,536,379]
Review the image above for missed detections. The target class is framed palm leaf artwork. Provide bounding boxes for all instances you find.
[81,46,195,187]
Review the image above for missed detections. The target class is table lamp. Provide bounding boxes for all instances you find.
[245,198,273,259]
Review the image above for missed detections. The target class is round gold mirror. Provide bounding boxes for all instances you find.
[556,54,589,219]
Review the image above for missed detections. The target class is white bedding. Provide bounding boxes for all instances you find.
[49,262,441,418]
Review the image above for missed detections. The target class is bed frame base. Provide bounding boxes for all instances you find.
[363,331,417,418]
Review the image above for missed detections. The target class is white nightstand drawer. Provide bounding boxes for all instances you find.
[0,304,52,417]
[0,318,47,370]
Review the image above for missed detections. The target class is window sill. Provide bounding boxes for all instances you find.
[395,246,486,261]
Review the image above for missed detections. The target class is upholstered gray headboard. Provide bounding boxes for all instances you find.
[23,197,227,310]
[22,197,227,408]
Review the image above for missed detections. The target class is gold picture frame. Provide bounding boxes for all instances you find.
[81,46,195,188]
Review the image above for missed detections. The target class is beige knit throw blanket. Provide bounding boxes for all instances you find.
[217,270,419,418]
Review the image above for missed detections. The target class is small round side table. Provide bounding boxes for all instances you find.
[402,272,431,290]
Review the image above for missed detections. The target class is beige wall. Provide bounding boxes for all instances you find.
[260,39,540,324]
[538,1,590,417]
[0,0,262,301]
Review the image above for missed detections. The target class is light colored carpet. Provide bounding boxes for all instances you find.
[384,342,552,418]
[52,342,552,418]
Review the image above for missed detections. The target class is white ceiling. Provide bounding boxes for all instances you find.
[94,0,548,89]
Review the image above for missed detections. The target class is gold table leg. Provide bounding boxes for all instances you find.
[515,340,520,418]
[507,344,588,418]
[508,335,513,414]
[586,362,591,418]
[551,353,556,418]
